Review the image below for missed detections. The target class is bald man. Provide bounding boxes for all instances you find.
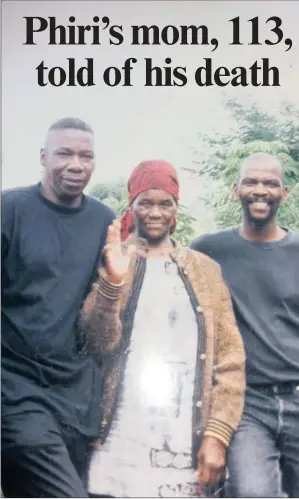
[191,153,299,497]
[1,118,114,497]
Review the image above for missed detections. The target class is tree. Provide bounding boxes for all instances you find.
[89,181,196,245]
[174,205,197,246]
[189,99,299,231]
[89,180,128,216]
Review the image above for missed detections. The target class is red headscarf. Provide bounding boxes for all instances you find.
[120,160,180,241]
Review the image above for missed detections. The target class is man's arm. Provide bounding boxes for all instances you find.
[204,268,246,447]
[1,191,15,273]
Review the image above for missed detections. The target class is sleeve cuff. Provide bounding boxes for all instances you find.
[204,419,234,447]
[97,274,123,301]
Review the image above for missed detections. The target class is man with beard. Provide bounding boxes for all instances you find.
[1,117,114,497]
[191,153,299,497]
[79,159,246,498]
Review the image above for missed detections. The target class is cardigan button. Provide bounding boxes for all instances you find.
[196,305,202,312]
[196,401,202,408]
[200,353,206,360]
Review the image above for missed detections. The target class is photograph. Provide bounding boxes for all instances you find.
[1,1,299,497]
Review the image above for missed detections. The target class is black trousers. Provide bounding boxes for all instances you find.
[1,410,94,498]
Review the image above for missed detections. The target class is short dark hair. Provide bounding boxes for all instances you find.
[48,117,93,134]
[238,152,285,185]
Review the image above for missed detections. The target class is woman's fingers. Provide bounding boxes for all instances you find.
[106,220,121,246]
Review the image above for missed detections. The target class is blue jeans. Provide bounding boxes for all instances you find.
[226,384,299,498]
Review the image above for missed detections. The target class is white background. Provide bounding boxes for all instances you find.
[2,1,299,206]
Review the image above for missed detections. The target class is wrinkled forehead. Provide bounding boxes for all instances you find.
[239,161,283,182]
[134,189,176,203]
[45,128,94,151]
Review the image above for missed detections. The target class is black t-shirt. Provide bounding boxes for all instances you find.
[190,227,299,386]
[1,184,115,437]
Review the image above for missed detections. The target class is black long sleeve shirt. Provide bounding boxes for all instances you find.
[1,184,114,437]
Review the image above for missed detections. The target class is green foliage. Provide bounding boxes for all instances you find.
[89,181,196,245]
[174,205,196,246]
[89,180,129,216]
[278,183,299,230]
[190,99,299,231]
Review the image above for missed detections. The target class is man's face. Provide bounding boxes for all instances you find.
[40,128,95,201]
[234,161,287,225]
[132,189,177,243]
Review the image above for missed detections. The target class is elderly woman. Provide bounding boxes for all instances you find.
[80,160,245,498]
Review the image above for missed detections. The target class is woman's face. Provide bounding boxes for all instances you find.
[132,189,177,243]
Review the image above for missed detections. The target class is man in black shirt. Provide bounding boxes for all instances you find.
[1,118,114,497]
[191,153,299,497]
